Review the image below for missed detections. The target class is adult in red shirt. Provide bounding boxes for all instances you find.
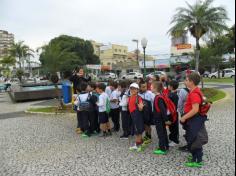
[180,72,208,168]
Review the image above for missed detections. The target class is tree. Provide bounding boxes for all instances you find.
[39,35,100,74]
[9,41,34,69]
[0,56,16,78]
[0,56,16,67]
[168,0,229,72]
[16,69,24,83]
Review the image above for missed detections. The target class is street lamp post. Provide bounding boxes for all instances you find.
[141,38,148,78]
[132,39,139,72]
[132,39,139,61]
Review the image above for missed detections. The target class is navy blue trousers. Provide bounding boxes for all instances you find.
[186,115,206,162]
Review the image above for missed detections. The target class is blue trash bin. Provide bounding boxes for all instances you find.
[62,83,72,104]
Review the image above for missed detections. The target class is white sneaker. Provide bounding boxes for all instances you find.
[129,144,138,151]
[169,141,178,147]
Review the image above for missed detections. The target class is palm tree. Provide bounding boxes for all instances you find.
[0,56,16,77]
[168,0,229,72]
[9,41,34,69]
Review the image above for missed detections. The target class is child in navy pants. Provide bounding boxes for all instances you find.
[180,73,208,168]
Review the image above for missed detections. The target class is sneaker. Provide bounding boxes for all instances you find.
[76,128,82,134]
[143,136,152,145]
[129,144,138,151]
[81,133,91,138]
[178,145,189,152]
[137,145,145,152]
[153,149,167,155]
[91,131,99,136]
[185,162,204,168]
[169,141,178,147]
[187,155,193,162]
[120,134,129,140]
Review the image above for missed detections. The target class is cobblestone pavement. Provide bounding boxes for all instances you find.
[0,88,235,176]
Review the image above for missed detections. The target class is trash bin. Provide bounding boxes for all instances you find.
[62,83,72,104]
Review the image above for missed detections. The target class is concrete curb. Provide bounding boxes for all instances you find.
[212,89,230,104]
[24,110,76,116]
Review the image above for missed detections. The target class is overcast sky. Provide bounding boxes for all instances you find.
[1,0,235,58]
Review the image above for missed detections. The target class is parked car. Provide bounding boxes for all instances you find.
[122,72,143,80]
[209,69,235,79]
[99,73,117,81]
[146,71,166,78]
[203,71,211,78]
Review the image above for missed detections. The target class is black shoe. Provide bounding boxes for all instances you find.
[178,145,189,152]
[120,134,129,139]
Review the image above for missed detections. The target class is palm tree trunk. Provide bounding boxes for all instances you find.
[18,57,22,69]
[195,38,200,72]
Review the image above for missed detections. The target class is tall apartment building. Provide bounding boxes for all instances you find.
[0,30,14,58]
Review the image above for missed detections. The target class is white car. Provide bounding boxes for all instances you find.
[99,73,117,81]
[209,69,235,79]
[146,71,166,78]
[122,72,143,80]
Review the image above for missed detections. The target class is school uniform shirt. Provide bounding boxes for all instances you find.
[74,92,90,111]
[119,91,129,111]
[139,91,155,110]
[184,87,203,114]
[178,88,189,115]
[129,95,143,113]
[110,89,121,109]
[105,86,112,97]
[97,92,109,112]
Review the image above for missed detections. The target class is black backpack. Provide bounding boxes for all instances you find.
[79,94,92,112]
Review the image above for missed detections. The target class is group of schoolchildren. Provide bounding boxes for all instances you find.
[74,72,208,168]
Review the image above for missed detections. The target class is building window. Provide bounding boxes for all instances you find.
[119,49,121,52]
[115,49,118,52]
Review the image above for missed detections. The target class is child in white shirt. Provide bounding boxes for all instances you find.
[96,83,112,137]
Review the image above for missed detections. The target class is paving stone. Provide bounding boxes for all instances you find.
[0,88,235,176]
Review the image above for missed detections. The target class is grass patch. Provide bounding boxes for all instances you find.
[203,78,234,84]
[27,106,76,114]
[202,88,226,102]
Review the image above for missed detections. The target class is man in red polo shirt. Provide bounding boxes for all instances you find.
[180,72,208,168]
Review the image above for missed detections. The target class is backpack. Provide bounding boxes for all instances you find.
[154,94,178,123]
[196,92,212,116]
[128,95,143,112]
[183,88,190,93]
[79,94,92,112]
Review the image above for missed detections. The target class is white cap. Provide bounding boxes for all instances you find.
[130,83,139,89]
